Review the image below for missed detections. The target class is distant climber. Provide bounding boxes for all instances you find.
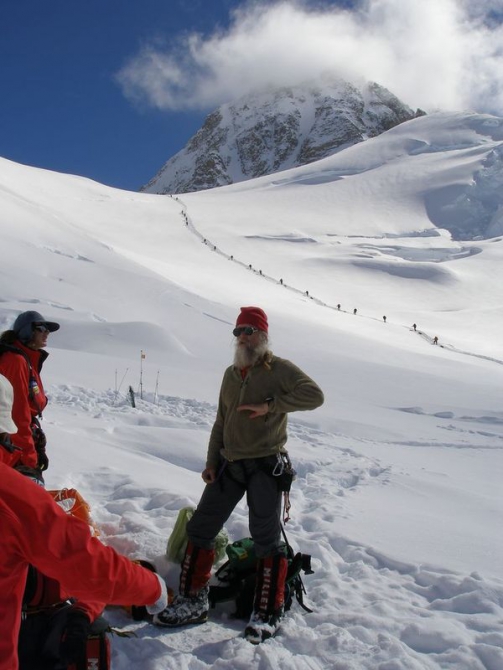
[353,308,357,315]
[413,323,417,331]
[337,304,340,310]
[433,336,438,345]
[383,316,386,323]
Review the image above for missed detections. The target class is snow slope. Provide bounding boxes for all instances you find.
[1,110,502,669]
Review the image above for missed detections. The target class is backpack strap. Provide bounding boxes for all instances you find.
[22,565,39,610]
[287,553,314,613]
[280,524,315,613]
[22,565,70,613]
[0,435,22,454]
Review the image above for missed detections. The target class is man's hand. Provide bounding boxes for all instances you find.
[237,402,269,418]
[202,467,216,484]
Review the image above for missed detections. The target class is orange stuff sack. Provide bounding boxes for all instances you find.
[48,487,100,537]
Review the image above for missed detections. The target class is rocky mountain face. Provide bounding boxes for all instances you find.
[142,78,423,195]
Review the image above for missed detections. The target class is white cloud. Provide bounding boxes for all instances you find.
[117,0,503,114]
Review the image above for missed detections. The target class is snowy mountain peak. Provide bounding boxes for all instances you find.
[141,77,422,194]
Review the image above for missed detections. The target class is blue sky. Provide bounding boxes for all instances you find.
[1,0,502,191]
[0,0,237,190]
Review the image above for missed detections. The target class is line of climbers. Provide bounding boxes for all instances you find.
[179,207,441,345]
[0,306,325,666]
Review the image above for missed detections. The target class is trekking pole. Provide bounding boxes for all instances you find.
[139,350,145,399]
[154,370,160,405]
[117,368,129,394]
[114,369,118,405]
[113,368,129,406]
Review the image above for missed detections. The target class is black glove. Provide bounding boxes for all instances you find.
[32,420,49,471]
[36,446,49,471]
[60,608,91,666]
[31,420,47,450]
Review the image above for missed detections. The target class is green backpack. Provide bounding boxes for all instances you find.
[208,537,314,620]
[166,506,228,564]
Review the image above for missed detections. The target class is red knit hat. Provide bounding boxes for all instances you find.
[236,306,268,333]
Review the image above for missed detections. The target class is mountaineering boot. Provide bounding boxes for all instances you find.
[244,552,288,644]
[245,608,284,644]
[154,542,214,627]
[154,586,210,626]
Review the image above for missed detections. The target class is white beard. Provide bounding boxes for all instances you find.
[233,334,269,369]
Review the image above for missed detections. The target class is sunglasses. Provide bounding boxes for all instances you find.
[33,325,50,334]
[233,326,258,337]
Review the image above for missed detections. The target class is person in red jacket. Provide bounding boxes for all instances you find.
[0,373,107,662]
[0,310,60,472]
[0,374,168,670]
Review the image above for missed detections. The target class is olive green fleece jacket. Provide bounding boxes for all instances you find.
[206,354,324,469]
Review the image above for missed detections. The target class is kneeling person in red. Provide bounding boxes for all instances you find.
[0,374,168,670]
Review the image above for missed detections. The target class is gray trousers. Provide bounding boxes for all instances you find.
[187,457,283,557]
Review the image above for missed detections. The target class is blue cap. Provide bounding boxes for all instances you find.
[13,311,60,343]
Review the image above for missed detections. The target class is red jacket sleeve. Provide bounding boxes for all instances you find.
[0,353,37,466]
[2,466,161,609]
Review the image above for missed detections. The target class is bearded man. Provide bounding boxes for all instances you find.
[154,306,324,642]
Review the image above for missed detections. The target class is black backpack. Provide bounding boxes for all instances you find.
[19,604,111,670]
[19,566,112,670]
[209,536,314,619]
